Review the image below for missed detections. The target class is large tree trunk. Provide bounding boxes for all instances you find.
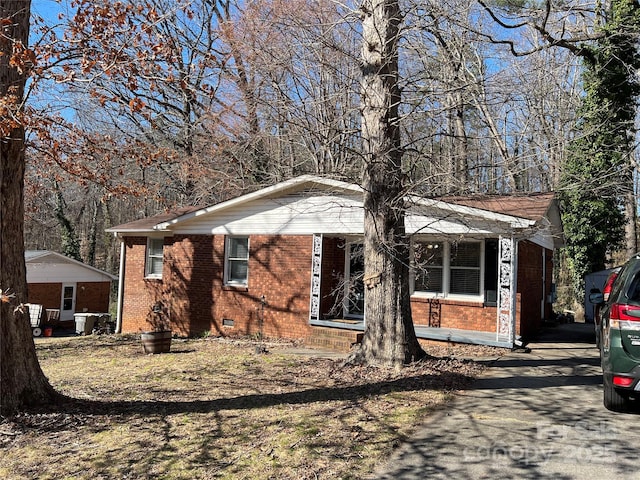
[347,0,426,367]
[624,180,637,259]
[1,0,59,415]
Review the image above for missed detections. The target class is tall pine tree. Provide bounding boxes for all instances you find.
[560,0,640,298]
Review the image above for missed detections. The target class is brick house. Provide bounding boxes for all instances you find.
[26,250,116,325]
[107,176,563,349]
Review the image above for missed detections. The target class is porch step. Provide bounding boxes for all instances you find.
[305,326,363,353]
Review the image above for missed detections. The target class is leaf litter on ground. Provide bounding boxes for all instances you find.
[0,334,503,480]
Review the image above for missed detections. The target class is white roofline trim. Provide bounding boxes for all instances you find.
[407,195,537,229]
[107,227,171,234]
[152,175,541,233]
[154,175,362,230]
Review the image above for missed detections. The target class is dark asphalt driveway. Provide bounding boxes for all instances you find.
[373,322,640,479]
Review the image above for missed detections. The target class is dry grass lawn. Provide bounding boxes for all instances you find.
[0,334,501,479]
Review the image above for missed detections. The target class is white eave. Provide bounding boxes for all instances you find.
[108,175,559,244]
[408,196,536,230]
[154,175,361,231]
[110,226,171,234]
[154,176,537,234]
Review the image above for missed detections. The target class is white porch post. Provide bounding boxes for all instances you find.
[541,248,546,321]
[309,234,323,322]
[115,237,126,334]
[497,236,518,346]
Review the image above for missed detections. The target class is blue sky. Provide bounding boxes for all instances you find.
[32,0,69,20]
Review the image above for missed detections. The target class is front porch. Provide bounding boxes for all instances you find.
[414,325,515,348]
[307,319,516,352]
[309,234,519,352]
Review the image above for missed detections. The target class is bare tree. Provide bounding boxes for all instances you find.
[27,0,366,264]
[227,0,362,178]
[399,0,588,196]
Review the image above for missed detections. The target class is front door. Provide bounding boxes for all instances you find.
[344,243,364,318]
[60,283,76,321]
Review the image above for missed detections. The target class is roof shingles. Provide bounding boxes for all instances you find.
[107,206,202,233]
[441,192,556,222]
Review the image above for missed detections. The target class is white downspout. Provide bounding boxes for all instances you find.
[541,248,546,321]
[511,239,519,347]
[115,237,125,333]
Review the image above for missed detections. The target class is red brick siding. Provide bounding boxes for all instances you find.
[76,282,112,313]
[210,235,313,340]
[409,240,551,337]
[410,240,551,339]
[514,293,522,336]
[121,234,313,340]
[411,297,496,331]
[121,236,167,333]
[28,282,111,313]
[120,233,548,341]
[165,235,218,336]
[544,251,554,320]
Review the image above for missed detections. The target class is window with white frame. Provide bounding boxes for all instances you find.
[414,241,444,293]
[413,240,482,297]
[449,242,481,295]
[145,237,164,278]
[225,236,249,286]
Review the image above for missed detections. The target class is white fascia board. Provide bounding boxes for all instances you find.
[406,217,502,237]
[527,223,564,250]
[528,232,555,250]
[108,227,171,235]
[408,195,536,230]
[154,175,361,231]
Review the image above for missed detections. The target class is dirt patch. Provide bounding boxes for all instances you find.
[0,335,502,479]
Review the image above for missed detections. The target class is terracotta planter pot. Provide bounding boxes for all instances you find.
[140,330,172,354]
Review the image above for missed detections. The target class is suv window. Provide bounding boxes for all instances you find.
[628,274,640,302]
[609,257,640,303]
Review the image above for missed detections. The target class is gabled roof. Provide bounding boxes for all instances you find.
[25,250,117,280]
[154,175,361,230]
[106,176,562,248]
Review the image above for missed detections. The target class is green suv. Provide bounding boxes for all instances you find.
[591,254,640,412]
